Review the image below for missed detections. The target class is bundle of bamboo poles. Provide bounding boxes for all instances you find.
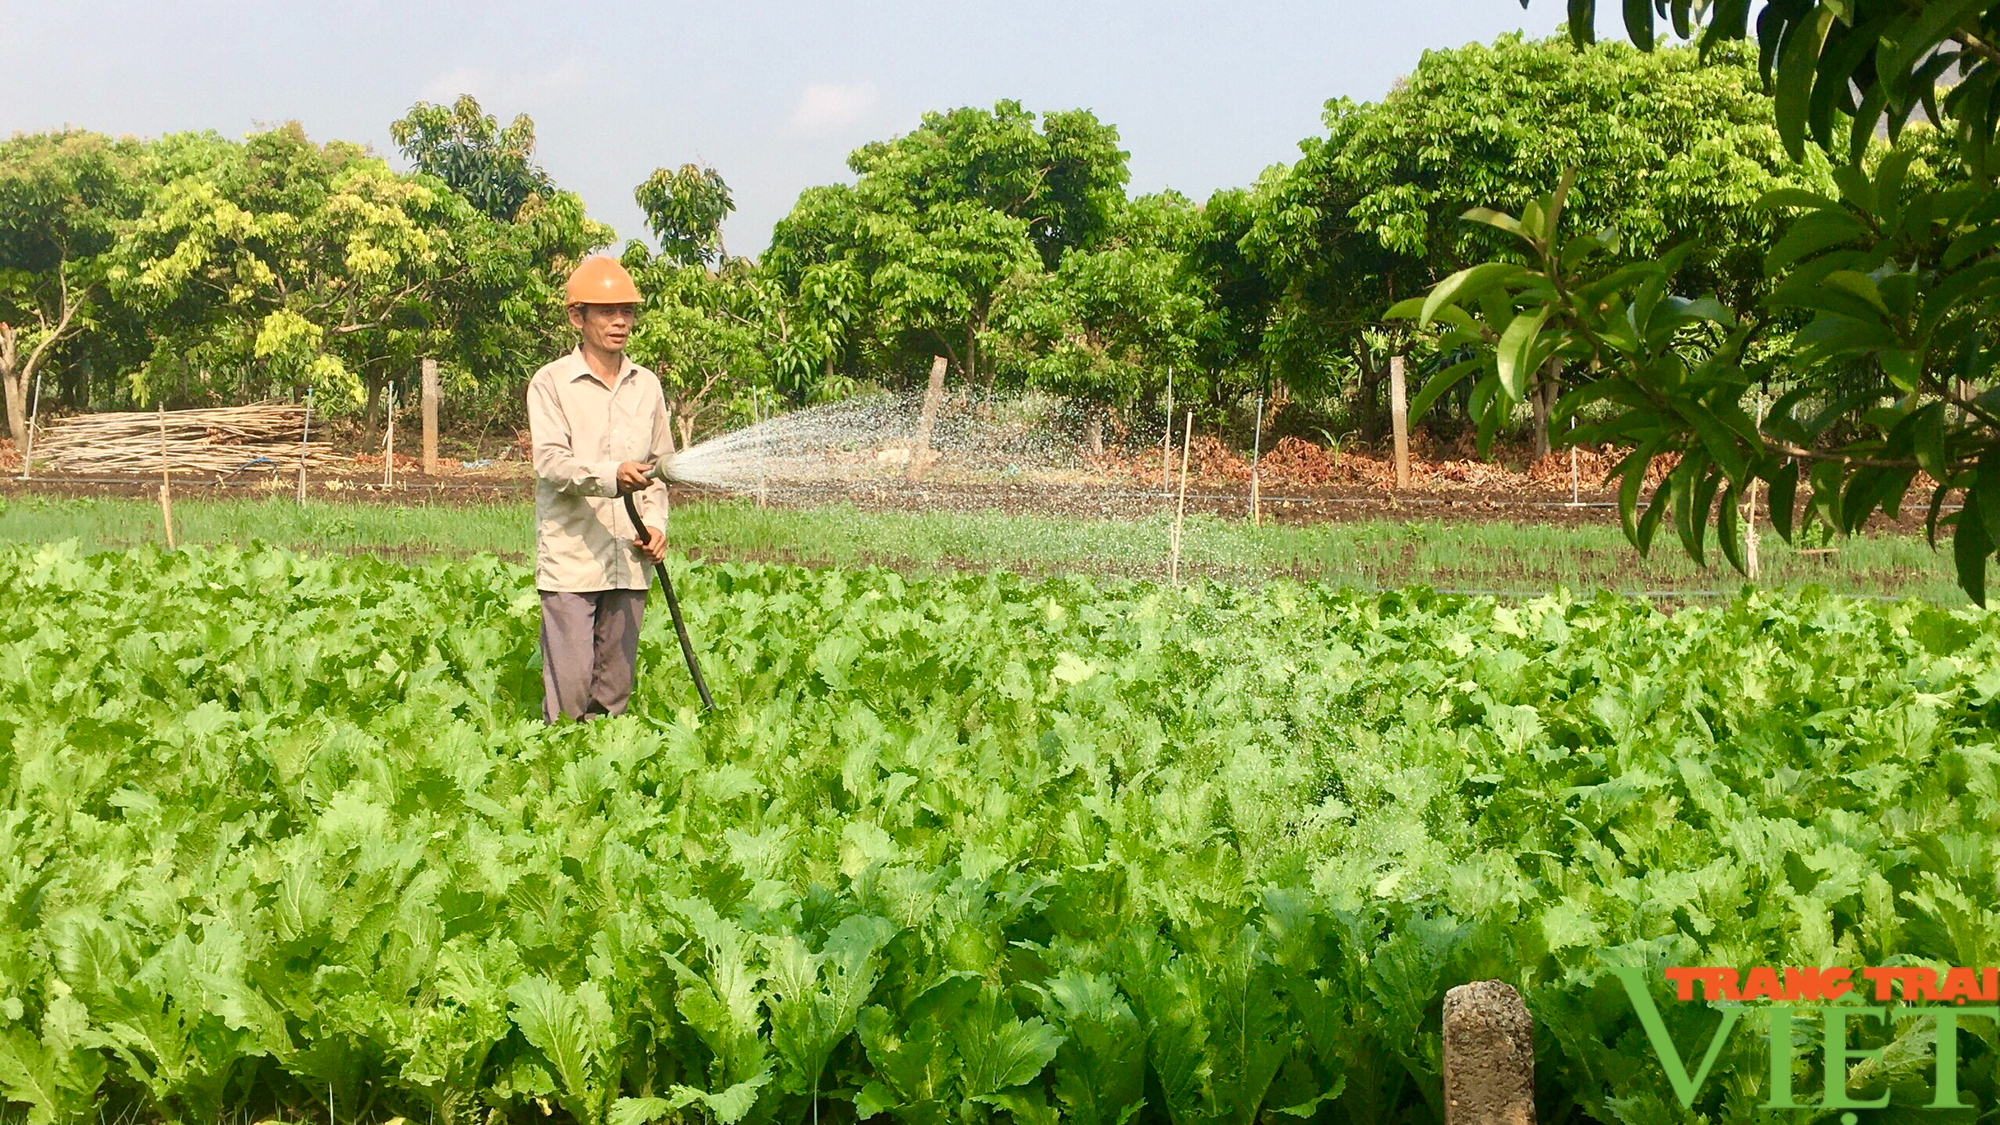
[35,402,339,476]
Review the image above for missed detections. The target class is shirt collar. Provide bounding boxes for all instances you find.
[564,347,635,388]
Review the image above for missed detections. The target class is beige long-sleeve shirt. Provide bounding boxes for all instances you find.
[527,349,673,592]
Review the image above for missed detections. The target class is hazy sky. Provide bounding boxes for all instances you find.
[1,2,1600,254]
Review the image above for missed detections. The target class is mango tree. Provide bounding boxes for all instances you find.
[1414,0,2000,600]
[109,125,462,434]
[0,131,141,443]
[1256,32,1821,447]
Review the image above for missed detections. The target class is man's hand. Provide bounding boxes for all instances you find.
[616,461,654,494]
[638,525,667,563]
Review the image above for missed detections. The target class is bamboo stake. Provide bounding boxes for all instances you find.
[1568,415,1579,506]
[158,403,175,550]
[34,403,332,474]
[1161,367,1174,496]
[298,388,313,504]
[18,369,40,481]
[383,384,396,488]
[1745,393,1766,581]
[1170,410,1192,586]
[1250,392,1263,526]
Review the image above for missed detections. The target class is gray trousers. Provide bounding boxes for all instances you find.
[539,589,647,723]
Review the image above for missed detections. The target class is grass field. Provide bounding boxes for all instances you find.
[0,492,1969,601]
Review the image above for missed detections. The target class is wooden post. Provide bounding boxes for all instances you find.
[1568,416,1579,506]
[297,388,312,505]
[1389,354,1410,490]
[17,369,40,481]
[158,404,176,550]
[1170,410,1192,586]
[1162,367,1174,496]
[1250,392,1263,526]
[421,357,440,474]
[1444,981,1536,1125]
[383,384,396,488]
[911,355,947,481]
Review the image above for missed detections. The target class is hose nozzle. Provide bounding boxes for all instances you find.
[645,457,682,486]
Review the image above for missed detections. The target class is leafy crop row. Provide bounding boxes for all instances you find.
[1,543,1996,1124]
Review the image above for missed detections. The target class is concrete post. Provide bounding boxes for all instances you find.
[1444,981,1536,1125]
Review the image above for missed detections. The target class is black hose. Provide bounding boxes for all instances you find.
[622,490,715,712]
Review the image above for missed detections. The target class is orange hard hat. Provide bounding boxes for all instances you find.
[565,256,642,306]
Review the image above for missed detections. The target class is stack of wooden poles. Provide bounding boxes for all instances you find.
[34,403,337,476]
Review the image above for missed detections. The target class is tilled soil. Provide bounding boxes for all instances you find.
[2,468,1951,536]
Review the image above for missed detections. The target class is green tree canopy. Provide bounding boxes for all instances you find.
[108,125,462,422]
[1409,0,2000,600]
[990,191,1205,416]
[390,94,554,223]
[1247,32,1826,436]
[766,102,1130,389]
[635,164,734,267]
[0,130,143,442]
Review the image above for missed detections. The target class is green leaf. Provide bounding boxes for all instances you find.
[1759,187,1840,212]
[1883,0,1989,84]
[1953,513,1990,606]
[1418,262,1527,327]
[1568,0,1598,44]
[1495,306,1552,402]
[1718,484,1747,575]
[1767,459,1800,541]
[1043,974,1145,1125]
[1775,7,1836,160]
[1407,357,1483,423]
[1766,209,1866,270]
[960,990,1063,1096]
[1821,270,1891,319]
[1623,0,1656,50]
[1974,452,2000,550]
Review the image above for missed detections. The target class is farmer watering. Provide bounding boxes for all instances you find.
[527,255,674,723]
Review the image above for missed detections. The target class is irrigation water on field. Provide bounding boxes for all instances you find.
[662,391,1100,497]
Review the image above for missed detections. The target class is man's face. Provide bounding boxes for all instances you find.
[569,303,637,354]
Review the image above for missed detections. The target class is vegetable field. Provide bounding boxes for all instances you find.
[3,543,1998,1124]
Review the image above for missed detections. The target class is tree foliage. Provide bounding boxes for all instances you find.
[765,101,1129,390]
[1411,0,2000,600]
[390,94,554,223]
[0,131,142,442]
[635,164,735,267]
[1249,33,1826,436]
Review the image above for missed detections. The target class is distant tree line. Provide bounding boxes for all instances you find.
[0,34,1822,453]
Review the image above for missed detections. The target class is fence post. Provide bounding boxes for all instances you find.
[1390,354,1410,490]
[1170,410,1192,585]
[1250,393,1263,526]
[1444,981,1536,1125]
[911,355,947,481]
[297,388,312,505]
[421,357,440,474]
[383,384,396,488]
[157,404,176,550]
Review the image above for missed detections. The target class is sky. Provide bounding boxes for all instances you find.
[0,2,1604,255]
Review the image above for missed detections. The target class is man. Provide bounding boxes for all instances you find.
[527,255,673,723]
